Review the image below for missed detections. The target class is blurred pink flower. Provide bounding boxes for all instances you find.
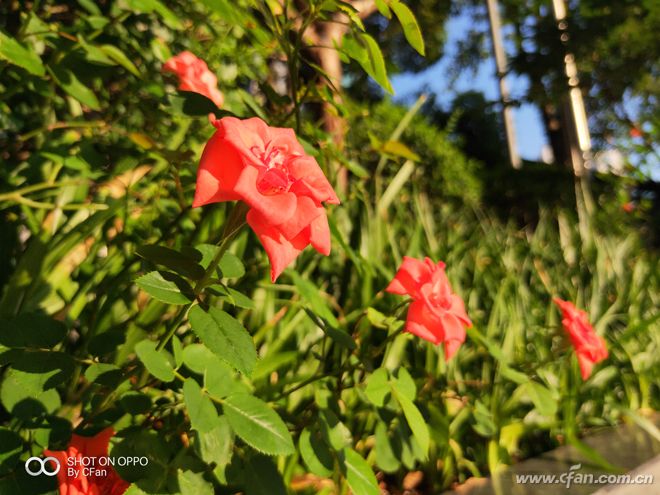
[163,51,224,107]
[553,298,608,379]
[386,256,472,359]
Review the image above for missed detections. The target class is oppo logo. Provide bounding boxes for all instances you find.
[25,457,61,476]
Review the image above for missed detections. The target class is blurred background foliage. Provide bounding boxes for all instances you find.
[0,1,658,494]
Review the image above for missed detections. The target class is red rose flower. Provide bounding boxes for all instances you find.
[553,298,608,380]
[163,51,224,107]
[193,117,340,281]
[44,428,129,495]
[386,257,472,359]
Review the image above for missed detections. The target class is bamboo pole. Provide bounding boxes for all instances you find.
[486,0,522,169]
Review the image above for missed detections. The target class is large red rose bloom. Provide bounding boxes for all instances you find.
[193,117,340,281]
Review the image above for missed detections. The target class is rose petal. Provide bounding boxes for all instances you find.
[193,132,244,207]
[406,300,442,344]
[234,166,297,225]
[277,196,324,240]
[385,256,433,298]
[309,211,331,256]
[247,209,310,282]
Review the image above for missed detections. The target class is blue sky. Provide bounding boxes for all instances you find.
[390,12,548,161]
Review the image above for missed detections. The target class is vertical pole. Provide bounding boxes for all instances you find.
[486,0,522,169]
[552,0,592,175]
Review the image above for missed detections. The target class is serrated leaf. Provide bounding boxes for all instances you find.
[135,340,175,382]
[0,31,45,76]
[178,470,214,495]
[183,378,218,433]
[188,306,257,376]
[196,415,233,467]
[222,393,294,456]
[135,271,193,305]
[390,0,425,55]
[181,344,248,398]
[0,368,61,419]
[342,448,379,495]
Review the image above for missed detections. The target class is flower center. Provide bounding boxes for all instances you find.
[251,144,298,195]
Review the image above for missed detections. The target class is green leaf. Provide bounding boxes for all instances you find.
[178,470,214,495]
[0,31,45,76]
[0,428,23,476]
[135,340,175,382]
[135,271,193,305]
[342,448,379,495]
[365,368,390,407]
[374,422,400,473]
[0,368,61,419]
[188,306,257,376]
[84,363,122,387]
[172,335,183,368]
[136,245,205,280]
[0,312,66,348]
[394,368,416,400]
[100,44,141,77]
[380,140,420,161]
[168,91,220,116]
[195,415,233,467]
[219,252,246,278]
[244,455,287,495]
[209,285,254,309]
[524,381,557,417]
[391,384,430,456]
[472,400,497,438]
[342,33,393,94]
[374,0,391,18]
[196,245,245,278]
[222,393,294,456]
[319,409,352,451]
[291,272,355,349]
[48,65,100,110]
[390,0,425,55]
[299,428,334,477]
[182,343,248,398]
[122,0,183,29]
[183,378,218,433]
[119,392,152,415]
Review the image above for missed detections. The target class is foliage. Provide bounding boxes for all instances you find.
[0,1,658,495]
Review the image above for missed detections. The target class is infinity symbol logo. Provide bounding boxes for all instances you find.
[25,457,61,476]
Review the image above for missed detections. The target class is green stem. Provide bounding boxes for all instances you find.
[155,202,249,352]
